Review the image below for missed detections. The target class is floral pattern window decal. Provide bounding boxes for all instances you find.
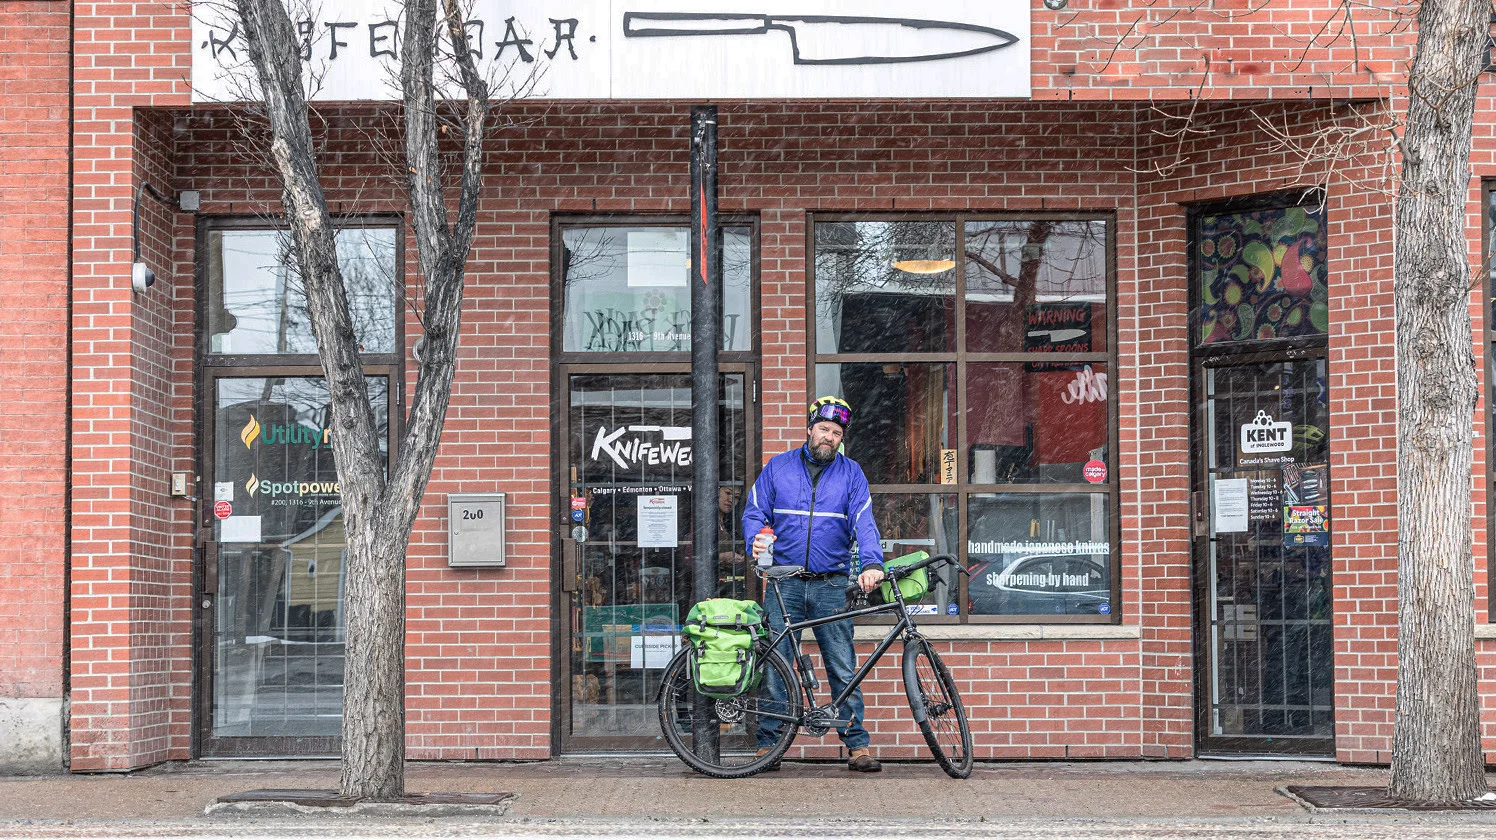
[1196,204,1329,345]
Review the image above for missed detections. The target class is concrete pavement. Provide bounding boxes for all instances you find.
[2,757,1495,836]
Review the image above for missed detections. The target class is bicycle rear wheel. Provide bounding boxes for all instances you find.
[658,646,800,778]
[902,638,973,778]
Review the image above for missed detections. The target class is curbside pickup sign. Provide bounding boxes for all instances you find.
[1240,411,1293,454]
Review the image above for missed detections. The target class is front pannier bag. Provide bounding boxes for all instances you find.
[875,551,932,604]
[683,598,767,698]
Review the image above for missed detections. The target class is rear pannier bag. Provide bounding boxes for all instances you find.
[683,598,767,698]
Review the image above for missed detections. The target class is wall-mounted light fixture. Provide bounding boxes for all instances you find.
[131,184,199,293]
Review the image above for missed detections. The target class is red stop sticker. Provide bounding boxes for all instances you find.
[213,500,233,519]
[1083,460,1107,483]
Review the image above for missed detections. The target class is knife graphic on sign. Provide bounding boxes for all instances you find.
[622,12,1020,66]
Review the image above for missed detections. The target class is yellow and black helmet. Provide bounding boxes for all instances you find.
[807,395,852,429]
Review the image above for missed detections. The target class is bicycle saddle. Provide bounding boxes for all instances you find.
[762,564,806,578]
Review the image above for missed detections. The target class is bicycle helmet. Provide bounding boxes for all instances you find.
[807,395,852,430]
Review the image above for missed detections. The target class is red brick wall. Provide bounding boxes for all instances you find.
[0,0,71,708]
[47,0,1487,769]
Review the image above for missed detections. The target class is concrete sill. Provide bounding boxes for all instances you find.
[1475,624,1496,640]
[853,624,1142,642]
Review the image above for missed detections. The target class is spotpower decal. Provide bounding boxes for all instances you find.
[240,414,332,450]
[590,424,693,469]
[244,473,342,506]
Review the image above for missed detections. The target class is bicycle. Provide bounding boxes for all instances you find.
[657,553,973,779]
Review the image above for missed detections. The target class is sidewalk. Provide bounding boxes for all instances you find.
[0,756,1468,826]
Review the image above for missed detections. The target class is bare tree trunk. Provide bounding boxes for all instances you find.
[232,0,489,801]
[1390,0,1489,804]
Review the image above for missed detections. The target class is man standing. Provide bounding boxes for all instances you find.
[742,396,886,772]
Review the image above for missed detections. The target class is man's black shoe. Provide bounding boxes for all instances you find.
[847,748,882,772]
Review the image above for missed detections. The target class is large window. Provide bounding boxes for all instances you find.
[198,219,401,753]
[812,215,1117,622]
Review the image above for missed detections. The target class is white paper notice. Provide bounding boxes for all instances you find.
[220,515,262,543]
[637,495,678,548]
[626,229,688,287]
[630,635,679,669]
[1213,479,1250,534]
[214,481,234,502]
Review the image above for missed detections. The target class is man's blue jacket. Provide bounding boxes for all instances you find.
[741,444,885,575]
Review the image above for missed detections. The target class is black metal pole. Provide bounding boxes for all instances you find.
[689,104,721,762]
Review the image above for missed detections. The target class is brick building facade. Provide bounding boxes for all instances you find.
[1,0,1491,772]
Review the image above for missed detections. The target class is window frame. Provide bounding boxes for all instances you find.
[1485,181,1496,621]
[807,212,1121,624]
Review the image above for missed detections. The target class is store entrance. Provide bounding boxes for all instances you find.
[556,367,755,753]
[1191,351,1334,756]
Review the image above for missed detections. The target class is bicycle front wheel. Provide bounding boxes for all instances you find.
[658,647,801,778]
[903,638,973,778]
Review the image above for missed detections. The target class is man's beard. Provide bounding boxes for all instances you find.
[808,441,837,463]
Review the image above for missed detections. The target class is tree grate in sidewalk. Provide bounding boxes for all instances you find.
[216,789,514,808]
[1280,785,1496,811]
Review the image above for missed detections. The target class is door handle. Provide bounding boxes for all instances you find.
[1191,490,1208,538]
[562,532,579,592]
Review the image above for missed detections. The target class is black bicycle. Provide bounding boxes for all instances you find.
[657,553,973,779]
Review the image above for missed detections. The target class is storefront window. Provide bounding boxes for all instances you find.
[815,220,956,354]
[815,363,955,485]
[206,227,399,355]
[966,493,1111,617]
[811,214,1116,622]
[560,225,753,352]
[966,363,1108,484]
[964,220,1108,354]
[871,493,959,615]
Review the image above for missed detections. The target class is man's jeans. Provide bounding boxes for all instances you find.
[755,574,869,750]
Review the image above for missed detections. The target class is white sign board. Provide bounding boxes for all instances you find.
[637,494,679,548]
[191,0,1032,102]
[630,634,679,668]
[1240,410,1294,454]
[1212,478,1249,534]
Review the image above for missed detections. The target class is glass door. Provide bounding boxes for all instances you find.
[198,372,390,756]
[559,368,753,752]
[1193,354,1334,756]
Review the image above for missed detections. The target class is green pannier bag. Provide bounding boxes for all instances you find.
[683,598,767,698]
[876,551,932,604]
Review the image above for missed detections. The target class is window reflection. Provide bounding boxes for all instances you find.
[815,221,956,354]
[966,363,1108,484]
[211,376,387,738]
[966,493,1111,617]
[964,220,1108,354]
[816,363,954,485]
[560,226,752,353]
[870,494,959,615]
[207,228,398,355]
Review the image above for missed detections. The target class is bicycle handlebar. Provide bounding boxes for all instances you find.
[842,553,962,598]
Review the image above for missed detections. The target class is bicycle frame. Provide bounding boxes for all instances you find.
[759,575,921,722]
